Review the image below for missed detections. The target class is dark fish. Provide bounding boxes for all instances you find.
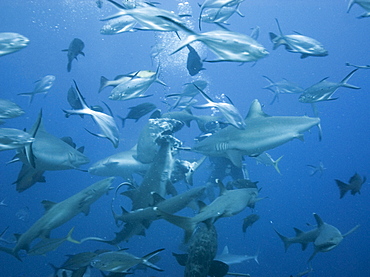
[12,163,46,193]
[335,173,366,199]
[185,222,218,277]
[15,206,30,222]
[118,102,157,127]
[242,214,260,233]
[186,45,204,76]
[62,38,85,72]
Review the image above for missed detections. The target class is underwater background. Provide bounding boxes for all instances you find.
[0,0,369,276]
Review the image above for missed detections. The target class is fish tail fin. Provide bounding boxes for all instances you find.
[67,62,72,72]
[274,228,292,252]
[142,248,165,271]
[347,0,356,13]
[99,76,110,93]
[66,227,81,244]
[154,207,195,243]
[341,69,360,89]
[273,155,284,175]
[117,115,126,128]
[335,179,349,199]
[0,246,21,261]
[252,247,260,264]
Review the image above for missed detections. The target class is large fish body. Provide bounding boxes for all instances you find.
[90,248,164,273]
[18,75,56,103]
[192,99,320,167]
[270,19,328,58]
[185,222,218,277]
[0,32,29,57]
[64,82,120,148]
[63,38,85,72]
[100,15,137,35]
[0,99,24,121]
[0,128,34,151]
[158,15,268,63]
[0,177,114,258]
[298,69,360,103]
[335,173,366,199]
[104,1,184,32]
[19,116,89,171]
[88,146,150,180]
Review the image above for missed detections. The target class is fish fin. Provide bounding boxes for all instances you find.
[0,245,21,261]
[342,224,360,237]
[227,150,244,168]
[313,213,324,227]
[197,200,207,212]
[98,76,109,93]
[221,246,229,255]
[41,200,57,212]
[66,227,81,244]
[335,179,349,199]
[82,206,90,216]
[273,155,284,175]
[308,248,318,262]
[274,228,292,252]
[216,179,227,195]
[341,69,359,89]
[151,192,166,206]
[117,115,126,128]
[301,54,309,59]
[142,248,165,271]
[80,51,85,56]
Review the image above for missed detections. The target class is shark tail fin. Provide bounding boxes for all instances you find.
[154,207,195,243]
[341,69,360,89]
[274,229,292,252]
[0,246,21,261]
[142,248,165,271]
[335,179,349,199]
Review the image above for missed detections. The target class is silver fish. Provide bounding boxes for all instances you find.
[0,32,29,57]
[100,15,137,35]
[0,98,24,121]
[262,76,304,104]
[18,75,56,103]
[0,128,34,151]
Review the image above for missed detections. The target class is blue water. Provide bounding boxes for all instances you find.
[1,0,369,276]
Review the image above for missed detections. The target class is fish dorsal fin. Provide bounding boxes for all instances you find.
[313,213,324,227]
[245,99,269,119]
[293,227,304,236]
[14,233,22,241]
[151,192,166,206]
[41,200,57,212]
[197,200,207,212]
[216,179,227,195]
[81,205,90,216]
[221,246,229,255]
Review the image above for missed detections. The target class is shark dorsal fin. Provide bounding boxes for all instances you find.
[221,246,229,255]
[313,213,324,227]
[41,200,57,212]
[151,192,166,206]
[293,227,304,236]
[197,200,207,212]
[216,179,227,195]
[81,206,90,216]
[245,100,269,119]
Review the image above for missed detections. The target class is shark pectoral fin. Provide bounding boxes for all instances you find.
[81,206,90,216]
[308,248,319,262]
[227,150,243,168]
[295,134,304,141]
[41,200,57,212]
[301,243,309,251]
[151,192,166,206]
[343,224,360,237]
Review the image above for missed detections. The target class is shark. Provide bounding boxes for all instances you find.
[0,177,114,260]
[274,213,360,262]
[192,99,320,168]
[155,179,260,242]
[63,81,120,148]
[215,246,259,265]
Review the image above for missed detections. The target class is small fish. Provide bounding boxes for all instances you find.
[16,206,30,222]
[262,76,304,104]
[0,32,29,57]
[186,45,205,76]
[90,248,164,273]
[0,99,24,121]
[0,128,34,151]
[306,161,326,177]
[200,4,244,26]
[118,102,157,127]
[346,62,370,69]
[62,38,85,72]
[166,80,207,109]
[242,214,260,232]
[254,152,283,174]
[18,75,55,103]
[270,19,328,58]
[335,173,366,199]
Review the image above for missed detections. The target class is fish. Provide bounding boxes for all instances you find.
[269,19,328,58]
[62,38,85,72]
[335,173,366,199]
[155,179,260,242]
[306,161,326,177]
[12,163,46,193]
[108,68,166,101]
[104,0,185,32]
[347,0,370,18]
[158,15,269,63]
[186,45,205,76]
[63,81,120,148]
[274,213,360,261]
[100,15,137,35]
[0,128,34,151]
[0,198,7,207]
[18,75,55,103]
[90,248,164,273]
[194,85,247,130]
[0,32,29,57]
[192,99,320,168]
[200,4,244,26]
[298,69,360,103]
[60,251,100,270]
[0,98,24,121]
[215,246,259,265]
[254,152,283,174]
[0,177,114,260]
[262,76,304,104]
[15,206,30,222]
[16,111,89,171]
[166,80,208,110]
[88,145,150,180]
[118,102,157,127]
[242,214,260,233]
[27,227,80,256]
[0,226,15,244]
[185,222,218,277]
